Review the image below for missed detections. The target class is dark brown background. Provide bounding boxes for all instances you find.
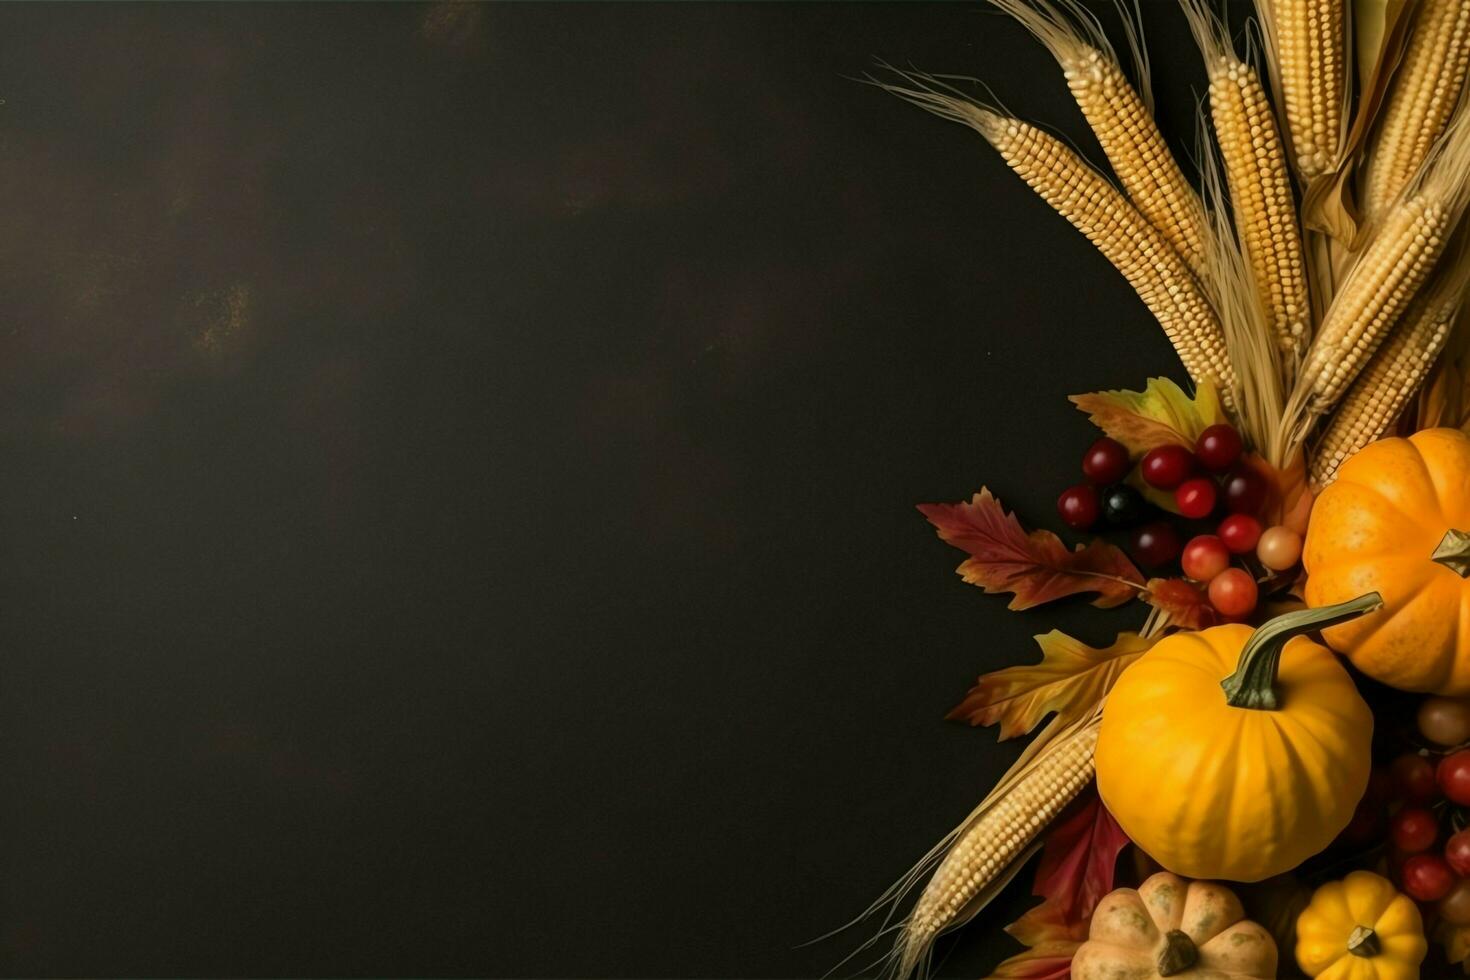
[0,2,1440,978]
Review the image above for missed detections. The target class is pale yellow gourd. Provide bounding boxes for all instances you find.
[1073,872,1277,979]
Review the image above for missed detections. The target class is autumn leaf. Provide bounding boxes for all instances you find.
[1352,0,1414,100]
[1144,578,1218,630]
[1069,378,1226,456]
[1032,791,1131,923]
[948,631,1154,739]
[989,946,1074,980]
[1239,451,1313,533]
[989,902,1083,980]
[919,489,1144,610]
[986,793,1131,980]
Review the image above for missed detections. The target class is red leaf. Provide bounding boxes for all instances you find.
[987,794,1129,980]
[1031,791,1131,923]
[1144,577,1219,630]
[1004,900,1088,949]
[918,489,1144,610]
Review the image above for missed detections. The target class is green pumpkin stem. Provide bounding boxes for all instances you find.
[1346,925,1381,958]
[1157,929,1199,976]
[1220,592,1384,710]
[1433,529,1470,578]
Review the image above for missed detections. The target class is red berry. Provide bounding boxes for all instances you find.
[1140,445,1195,490]
[1222,466,1268,516]
[1403,853,1456,902]
[1057,484,1101,530]
[1181,535,1230,582]
[1392,753,1440,805]
[1447,829,1470,876]
[1130,521,1182,568]
[1195,424,1243,472]
[1082,438,1130,485]
[1175,477,1218,519]
[1391,807,1440,853]
[1217,514,1263,554]
[1208,567,1258,617]
[1438,750,1470,806]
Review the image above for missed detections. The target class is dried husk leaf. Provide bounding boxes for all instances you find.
[1302,0,1420,241]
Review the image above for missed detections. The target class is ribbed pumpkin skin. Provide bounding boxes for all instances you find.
[1295,871,1425,979]
[1096,625,1372,882]
[1074,873,1276,980]
[1304,428,1470,694]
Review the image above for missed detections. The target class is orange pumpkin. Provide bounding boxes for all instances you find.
[1304,428,1470,694]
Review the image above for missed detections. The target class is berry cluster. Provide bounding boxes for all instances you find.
[1348,697,1470,922]
[1056,424,1304,618]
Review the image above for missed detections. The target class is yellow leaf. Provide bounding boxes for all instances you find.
[1069,378,1225,457]
[988,902,1088,980]
[1356,0,1389,86]
[948,631,1155,740]
[986,941,1077,980]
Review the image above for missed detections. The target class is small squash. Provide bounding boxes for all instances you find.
[1072,872,1276,979]
[1097,596,1379,882]
[1295,870,1426,979]
[1304,428,1470,694]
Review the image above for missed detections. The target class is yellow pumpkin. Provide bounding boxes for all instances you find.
[1295,870,1426,979]
[1304,428,1470,694]
[1073,872,1276,979]
[1097,596,1378,882]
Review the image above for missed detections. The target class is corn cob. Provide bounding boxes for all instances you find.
[1209,55,1313,360]
[896,718,1100,979]
[1312,293,1460,485]
[980,112,1235,399]
[1066,49,1210,274]
[1262,0,1347,179]
[1197,139,1288,460]
[1299,193,1452,413]
[878,82,1234,401]
[1362,0,1470,221]
[993,0,1209,273]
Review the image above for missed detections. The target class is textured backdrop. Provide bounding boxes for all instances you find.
[0,2,1417,978]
